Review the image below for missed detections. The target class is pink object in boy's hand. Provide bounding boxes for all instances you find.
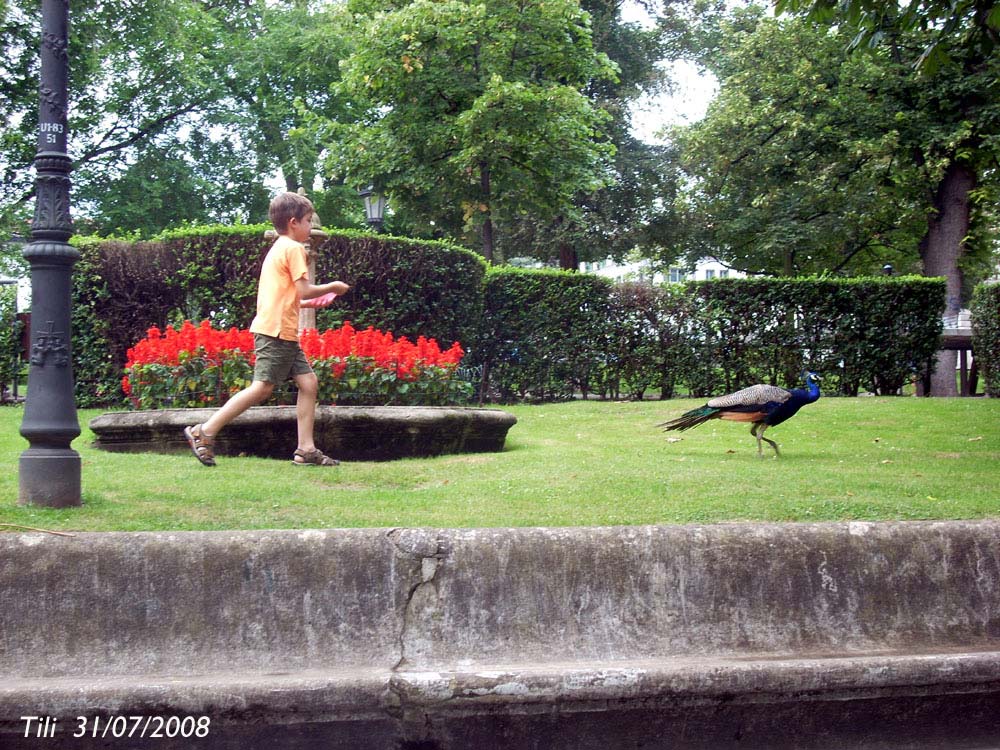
[301,292,337,309]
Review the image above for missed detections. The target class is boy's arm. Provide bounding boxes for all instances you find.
[296,278,350,300]
[300,292,337,309]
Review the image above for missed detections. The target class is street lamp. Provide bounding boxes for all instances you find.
[358,186,387,232]
[19,0,81,507]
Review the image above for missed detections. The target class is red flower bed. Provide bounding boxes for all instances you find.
[123,320,470,409]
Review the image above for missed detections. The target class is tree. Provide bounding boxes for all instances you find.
[494,0,690,269]
[774,0,1000,71]
[74,142,212,237]
[776,0,1000,394]
[325,0,618,261]
[209,1,356,199]
[665,9,929,277]
[0,0,357,236]
[1,0,227,232]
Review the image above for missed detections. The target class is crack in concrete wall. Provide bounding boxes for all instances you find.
[386,528,452,672]
[385,528,454,739]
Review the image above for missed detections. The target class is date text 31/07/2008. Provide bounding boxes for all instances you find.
[19,715,212,740]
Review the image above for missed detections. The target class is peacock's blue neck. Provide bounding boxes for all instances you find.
[804,377,821,403]
[788,376,821,406]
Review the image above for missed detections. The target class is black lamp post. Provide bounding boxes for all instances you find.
[358,186,387,232]
[19,0,81,507]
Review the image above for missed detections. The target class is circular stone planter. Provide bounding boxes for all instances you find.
[89,405,517,462]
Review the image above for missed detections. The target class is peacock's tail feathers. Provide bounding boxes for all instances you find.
[658,406,720,432]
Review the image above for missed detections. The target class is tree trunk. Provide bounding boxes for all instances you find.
[921,160,976,396]
[480,161,494,262]
[558,243,578,270]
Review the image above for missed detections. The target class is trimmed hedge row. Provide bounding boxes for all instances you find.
[71,227,269,406]
[474,267,612,401]
[67,225,948,405]
[971,282,1000,397]
[683,277,946,397]
[70,227,483,407]
[315,231,486,349]
[477,274,945,400]
[0,286,21,394]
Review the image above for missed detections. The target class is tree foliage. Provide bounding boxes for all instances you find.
[2,0,692,254]
[2,0,225,232]
[775,0,1000,394]
[323,0,619,260]
[665,9,928,276]
[774,0,1000,71]
[0,0,359,238]
[494,0,689,268]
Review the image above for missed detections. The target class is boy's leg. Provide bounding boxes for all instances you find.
[291,371,338,465]
[184,380,274,466]
[292,371,318,452]
[202,380,275,438]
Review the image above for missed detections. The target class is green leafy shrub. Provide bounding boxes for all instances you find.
[685,276,945,395]
[476,267,611,401]
[68,221,948,406]
[596,283,705,400]
[70,226,482,406]
[317,231,486,348]
[971,282,1000,397]
[0,285,21,396]
[71,236,125,406]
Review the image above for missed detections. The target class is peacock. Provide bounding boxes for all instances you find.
[659,372,821,457]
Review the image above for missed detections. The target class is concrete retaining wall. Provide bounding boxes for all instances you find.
[2,522,999,748]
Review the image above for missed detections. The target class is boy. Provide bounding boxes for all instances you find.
[184,192,349,466]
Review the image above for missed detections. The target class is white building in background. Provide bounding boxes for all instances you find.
[581,256,746,284]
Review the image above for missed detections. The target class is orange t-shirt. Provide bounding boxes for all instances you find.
[249,235,309,341]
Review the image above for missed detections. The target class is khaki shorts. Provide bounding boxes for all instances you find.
[253,333,313,384]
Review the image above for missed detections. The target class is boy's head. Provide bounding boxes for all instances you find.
[269,191,314,234]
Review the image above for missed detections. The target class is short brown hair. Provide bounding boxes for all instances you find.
[268,191,314,233]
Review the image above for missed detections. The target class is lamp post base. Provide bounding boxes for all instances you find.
[19,449,81,507]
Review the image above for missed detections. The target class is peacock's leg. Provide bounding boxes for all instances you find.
[751,423,763,457]
[758,425,780,457]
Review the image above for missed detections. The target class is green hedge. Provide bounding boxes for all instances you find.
[65,223,949,407]
[0,285,21,395]
[683,277,945,396]
[315,231,486,348]
[971,282,1000,397]
[70,226,483,406]
[595,283,704,400]
[71,227,268,406]
[475,267,611,401]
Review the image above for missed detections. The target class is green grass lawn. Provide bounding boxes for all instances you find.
[1,397,998,532]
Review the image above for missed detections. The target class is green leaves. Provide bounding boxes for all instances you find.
[971,282,1000,397]
[472,272,947,401]
[475,266,612,400]
[673,13,928,277]
[326,0,617,257]
[0,285,20,390]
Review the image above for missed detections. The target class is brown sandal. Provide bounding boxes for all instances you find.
[184,424,216,467]
[292,448,339,466]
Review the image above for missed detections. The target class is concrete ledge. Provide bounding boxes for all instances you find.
[2,522,999,748]
[88,405,517,461]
